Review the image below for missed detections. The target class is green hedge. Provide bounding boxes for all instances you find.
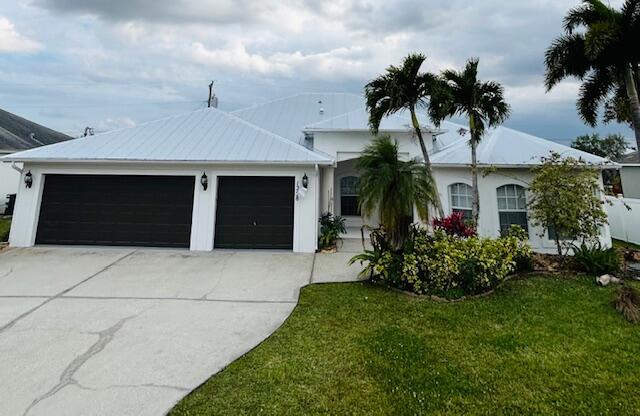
[352,226,532,297]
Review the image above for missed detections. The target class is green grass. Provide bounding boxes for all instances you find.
[171,276,640,416]
[0,217,10,242]
[613,238,640,251]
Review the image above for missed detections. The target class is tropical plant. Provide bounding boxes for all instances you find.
[571,132,630,160]
[432,212,476,238]
[364,53,444,217]
[572,242,621,274]
[544,0,640,150]
[428,58,511,226]
[318,213,346,249]
[356,135,437,250]
[350,226,531,297]
[528,152,609,255]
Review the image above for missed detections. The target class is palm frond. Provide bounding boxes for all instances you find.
[544,34,591,89]
[477,81,511,128]
[564,0,617,33]
[577,68,615,126]
[364,53,433,134]
[356,135,437,248]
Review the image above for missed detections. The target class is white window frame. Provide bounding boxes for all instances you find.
[449,183,473,219]
[496,184,528,235]
[340,175,360,217]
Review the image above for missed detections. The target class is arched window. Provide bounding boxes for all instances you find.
[340,176,360,216]
[449,183,473,220]
[496,184,528,235]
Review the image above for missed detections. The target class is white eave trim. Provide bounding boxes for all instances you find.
[431,162,616,169]
[0,158,334,166]
[303,127,444,134]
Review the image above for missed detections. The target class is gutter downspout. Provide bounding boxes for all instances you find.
[314,164,319,252]
[10,161,23,174]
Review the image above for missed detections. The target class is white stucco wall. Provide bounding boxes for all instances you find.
[313,130,611,253]
[313,130,434,162]
[0,158,20,213]
[9,162,319,253]
[432,166,612,252]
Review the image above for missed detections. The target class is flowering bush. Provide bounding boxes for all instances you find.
[350,225,531,297]
[432,212,476,238]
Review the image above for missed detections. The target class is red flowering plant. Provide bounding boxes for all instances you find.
[432,212,476,238]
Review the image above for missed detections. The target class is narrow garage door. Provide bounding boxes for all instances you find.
[215,176,294,249]
[36,175,195,248]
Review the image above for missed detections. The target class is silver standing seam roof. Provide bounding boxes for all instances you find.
[1,92,614,168]
[430,126,612,167]
[232,92,364,144]
[1,107,332,165]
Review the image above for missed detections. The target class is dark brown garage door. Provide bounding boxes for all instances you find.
[214,176,294,249]
[36,175,195,248]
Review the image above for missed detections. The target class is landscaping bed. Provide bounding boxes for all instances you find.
[0,216,11,247]
[171,276,640,415]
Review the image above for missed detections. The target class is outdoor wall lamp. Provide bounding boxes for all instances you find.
[200,172,208,191]
[302,173,309,189]
[24,171,33,188]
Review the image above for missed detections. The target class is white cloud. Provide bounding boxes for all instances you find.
[0,16,41,53]
[1,0,633,140]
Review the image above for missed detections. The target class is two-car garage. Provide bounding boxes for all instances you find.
[3,107,328,253]
[35,174,295,250]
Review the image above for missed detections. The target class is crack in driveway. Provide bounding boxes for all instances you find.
[0,250,136,334]
[21,315,135,416]
[0,266,13,279]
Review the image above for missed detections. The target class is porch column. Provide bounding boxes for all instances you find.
[320,166,335,214]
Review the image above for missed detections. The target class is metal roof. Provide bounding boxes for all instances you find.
[232,92,364,144]
[430,126,612,167]
[304,106,438,132]
[1,108,332,165]
[0,108,71,152]
[618,151,640,165]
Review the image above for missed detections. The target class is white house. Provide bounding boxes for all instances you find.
[1,93,613,253]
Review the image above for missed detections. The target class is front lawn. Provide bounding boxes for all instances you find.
[171,276,640,415]
[0,217,10,242]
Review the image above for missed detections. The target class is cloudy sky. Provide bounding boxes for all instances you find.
[0,0,633,144]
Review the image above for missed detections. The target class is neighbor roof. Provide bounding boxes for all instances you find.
[430,126,612,167]
[618,151,640,165]
[233,93,364,144]
[0,108,71,153]
[2,108,332,165]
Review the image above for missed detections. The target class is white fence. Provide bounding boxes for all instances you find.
[606,196,640,245]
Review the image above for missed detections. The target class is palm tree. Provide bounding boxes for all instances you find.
[428,58,511,226]
[356,135,437,250]
[364,53,444,217]
[545,0,640,150]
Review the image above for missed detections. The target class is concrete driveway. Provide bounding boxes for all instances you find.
[0,247,316,416]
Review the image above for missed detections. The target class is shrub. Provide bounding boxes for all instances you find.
[572,242,621,275]
[351,226,532,297]
[612,285,640,324]
[505,225,534,272]
[431,212,476,238]
[528,152,609,256]
[318,213,346,249]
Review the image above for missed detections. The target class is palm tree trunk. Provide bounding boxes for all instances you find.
[623,64,640,151]
[410,106,444,218]
[469,114,480,227]
[470,138,480,227]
